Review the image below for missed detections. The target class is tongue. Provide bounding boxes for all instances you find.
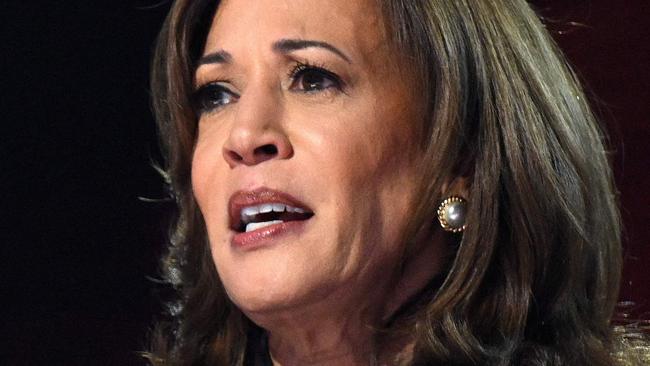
[245,220,284,232]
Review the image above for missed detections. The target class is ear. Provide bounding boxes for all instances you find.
[441,176,470,199]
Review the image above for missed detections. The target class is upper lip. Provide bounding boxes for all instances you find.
[228,187,314,232]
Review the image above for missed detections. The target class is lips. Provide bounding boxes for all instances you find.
[228,188,314,248]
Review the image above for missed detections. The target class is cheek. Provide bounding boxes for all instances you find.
[321,104,416,194]
[191,143,212,211]
[192,138,233,271]
[311,101,419,258]
[191,130,228,224]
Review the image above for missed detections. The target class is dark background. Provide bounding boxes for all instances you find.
[1,1,648,365]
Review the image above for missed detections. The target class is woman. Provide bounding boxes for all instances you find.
[147,0,647,365]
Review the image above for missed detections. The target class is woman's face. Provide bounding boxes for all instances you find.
[192,0,431,317]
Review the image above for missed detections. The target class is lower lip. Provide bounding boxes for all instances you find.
[231,219,310,249]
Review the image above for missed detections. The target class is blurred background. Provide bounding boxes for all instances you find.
[1,1,648,365]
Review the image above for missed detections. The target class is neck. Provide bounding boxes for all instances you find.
[268,317,375,366]
[248,281,383,365]
[250,274,429,366]
[249,229,447,366]
[264,318,417,366]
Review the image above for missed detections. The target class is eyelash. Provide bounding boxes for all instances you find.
[192,61,344,116]
[287,61,344,93]
[192,82,237,116]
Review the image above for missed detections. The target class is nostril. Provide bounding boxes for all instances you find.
[224,142,287,167]
[227,150,243,162]
[255,144,278,156]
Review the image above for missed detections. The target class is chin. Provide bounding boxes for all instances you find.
[226,278,327,318]
[213,251,331,315]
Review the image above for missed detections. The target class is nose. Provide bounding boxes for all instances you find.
[222,89,293,168]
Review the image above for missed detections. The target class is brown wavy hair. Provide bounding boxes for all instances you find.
[147,0,647,365]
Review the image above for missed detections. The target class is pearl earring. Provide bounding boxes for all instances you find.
[437,196,467,233]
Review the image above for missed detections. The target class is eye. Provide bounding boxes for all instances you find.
[193,83,239,115]
[289,63,343,93]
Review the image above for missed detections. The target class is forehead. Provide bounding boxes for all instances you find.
[203,0,387,59]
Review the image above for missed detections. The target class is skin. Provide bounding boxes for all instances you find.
[191,0,454,364]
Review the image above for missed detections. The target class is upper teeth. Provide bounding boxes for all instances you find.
[240,203,306,224]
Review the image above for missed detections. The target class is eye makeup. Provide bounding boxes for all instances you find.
[192,57,349,116]
[192,81,239,116]
[287,60,346,94]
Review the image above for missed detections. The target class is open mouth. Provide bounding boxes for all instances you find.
[229,188,314,234]
[234,203,314,233]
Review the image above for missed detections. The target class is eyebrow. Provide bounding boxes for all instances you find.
[272,39,351,64]
[195,38,351,68]
[196,50,232,67]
